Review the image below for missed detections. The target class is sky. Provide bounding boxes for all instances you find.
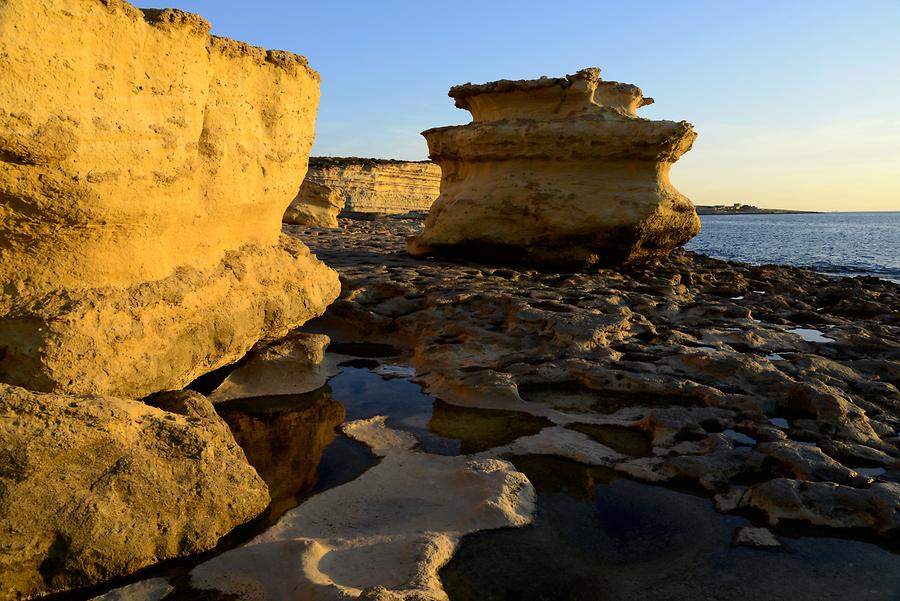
[143,0,900,212]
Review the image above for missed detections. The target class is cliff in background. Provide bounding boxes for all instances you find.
[284,157,441,225]
[697,204,819,215]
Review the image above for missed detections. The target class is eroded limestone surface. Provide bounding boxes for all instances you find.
[292,218,900,540]
[407,68,700,266]
[285,157,441,226]
[0,0,339,396]
[189,416,534,601]
[0,385,268,600]
[283,179,346,228]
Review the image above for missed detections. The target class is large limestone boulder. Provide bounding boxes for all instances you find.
[284,179,346,227]
[0,0,339,397]
[407,68,700,266]
[0,384,269,599]
[284,157,441,225]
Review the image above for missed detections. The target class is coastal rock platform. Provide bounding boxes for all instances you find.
[293,217,900,540]
[190,416,534,601]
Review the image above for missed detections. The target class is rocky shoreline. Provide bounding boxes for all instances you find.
[18,216,900,600]
[292,217,900,541]
[2,3,897,598]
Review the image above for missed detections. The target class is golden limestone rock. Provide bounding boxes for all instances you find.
[284,157,441,226]
[407,68,700,266]
[0,0,339,397]
[0,384,269,599]
[283,178,347,227]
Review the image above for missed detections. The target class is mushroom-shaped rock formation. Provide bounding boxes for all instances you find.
[406,68,700,267]
[0,0,339,397]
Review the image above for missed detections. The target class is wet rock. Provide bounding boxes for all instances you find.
[741,478,900,535]
[288,218,900,540]
[88,578,174,601]
[0,384,268,599]
[732,527,781,549]
[407,67,699,266]
[756,440,867,486]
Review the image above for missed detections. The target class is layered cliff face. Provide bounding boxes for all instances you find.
[284,157,441,226]
[407,68,700,266]
[0,0,340,396]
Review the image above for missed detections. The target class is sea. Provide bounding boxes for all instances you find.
[685,212,900,284]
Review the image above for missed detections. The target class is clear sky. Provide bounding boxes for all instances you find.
[143,0,900,212]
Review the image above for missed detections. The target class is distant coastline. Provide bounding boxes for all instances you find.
[696,203,819,215]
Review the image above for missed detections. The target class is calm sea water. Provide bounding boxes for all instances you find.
[685,212,900,283]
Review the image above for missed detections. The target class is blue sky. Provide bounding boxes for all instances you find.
[143,0,900,211]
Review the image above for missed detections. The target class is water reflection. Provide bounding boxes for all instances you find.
[216,387,346,519]
[517,381,704,414]
[328,366,460,454]
[566,423,653,457]
[787,327,834,343]
[441,454,900,601]
[428,400,552,454]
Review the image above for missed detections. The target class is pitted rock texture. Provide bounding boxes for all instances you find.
[0,236,339,398]
[0,385,269,600]
[291,218,900,540]
[285,157,440,224]
[407,67,700,266]
[0,0,339,396]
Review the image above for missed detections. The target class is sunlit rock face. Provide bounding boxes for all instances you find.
[0,0,339,396]
[407,67,700,267]
[0,385,269,600]
[284,157,441,226]
[283,179,346,227]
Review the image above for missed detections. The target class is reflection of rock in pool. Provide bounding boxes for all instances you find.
[441,454,900,601]
[566,423,653,457]
[216,386,345,516]
[428,400,553,454]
